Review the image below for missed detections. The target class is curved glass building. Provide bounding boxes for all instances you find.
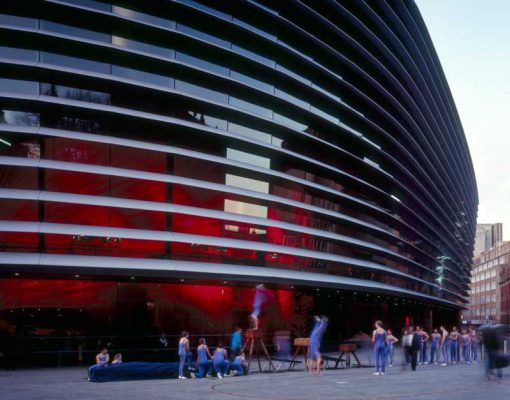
[0,0,477,352]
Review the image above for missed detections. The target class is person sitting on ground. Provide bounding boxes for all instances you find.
[192,338,213,379]
[229,351,246,376]
[111,353,122,364]
[212,342,229,379]
[95,348,109,365]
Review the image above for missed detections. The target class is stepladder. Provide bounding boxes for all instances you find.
[242,329,276,373]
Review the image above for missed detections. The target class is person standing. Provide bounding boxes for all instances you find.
[403,326,420,371]
[230,325,243,361]
[461,329,471,363]
[372,320,387,376]
[481,325,505,380]
[439,325,449,365]
[416,326,430,365]
[402,328,411,365]
[385,329,399,367]
[178,331,193,379]
[470,326,478,363]
[430,328,441,364]
[449,327,460,364]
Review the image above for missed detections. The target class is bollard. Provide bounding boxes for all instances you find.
[505,340,508,355]
[481,344,484,360]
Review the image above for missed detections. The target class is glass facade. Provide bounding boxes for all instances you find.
[0,0,477,362]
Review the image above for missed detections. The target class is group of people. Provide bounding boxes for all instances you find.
[372,322,479,375]
[177,330,245,379]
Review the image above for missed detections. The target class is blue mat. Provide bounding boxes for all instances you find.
[88,362,180,382]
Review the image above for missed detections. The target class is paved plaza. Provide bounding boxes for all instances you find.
[1,360,509,400]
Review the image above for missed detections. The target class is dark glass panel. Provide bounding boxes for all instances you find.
[40,20,110,43]
[40,52,110,74]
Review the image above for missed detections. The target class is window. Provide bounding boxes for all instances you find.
[0,78,39,94]
[227,148,270,169]
[113,5,175,28]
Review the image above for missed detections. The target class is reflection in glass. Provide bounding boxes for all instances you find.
[224,199,268,218]
[112,36,175,59]
[41,52,110,74]
[226,174,269,193]
[175,80,228,103]
[113,5,175,28]
[40,20,110,43]
[276,64,311,86]
[176,52,228,76]
[0,78,39,94]
[112,65,174,88]
[227,148,270,169]
[40,83,111,104]
[230,70,273,94]
[177,23,230,48]
[310,106,339,125]
[62,0,111,11]
[0,14,38,28]
[229,96,273,118]
[187,111,227,130]
[275,88,309,110]
[178,0,232,21]
[233,17,276,41]
[231,44,275,67]
[228,122,271,143]
[0,110,40,126]
[0,46,38,61]
[273,112,307,132]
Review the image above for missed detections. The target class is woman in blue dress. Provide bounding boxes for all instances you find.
[372,320,387,376]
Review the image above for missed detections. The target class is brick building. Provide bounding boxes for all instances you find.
[464,241,510,325]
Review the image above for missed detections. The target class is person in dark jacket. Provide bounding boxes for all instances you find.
[402,326,420,371]
[481,324,506,380]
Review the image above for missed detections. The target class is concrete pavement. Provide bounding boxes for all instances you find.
[1,361,508,400]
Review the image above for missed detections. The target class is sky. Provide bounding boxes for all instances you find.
[416,0,510,240]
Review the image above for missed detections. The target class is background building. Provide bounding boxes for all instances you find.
[0,0,477,365]
[473,223,503,257]
[464,241,510,325]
